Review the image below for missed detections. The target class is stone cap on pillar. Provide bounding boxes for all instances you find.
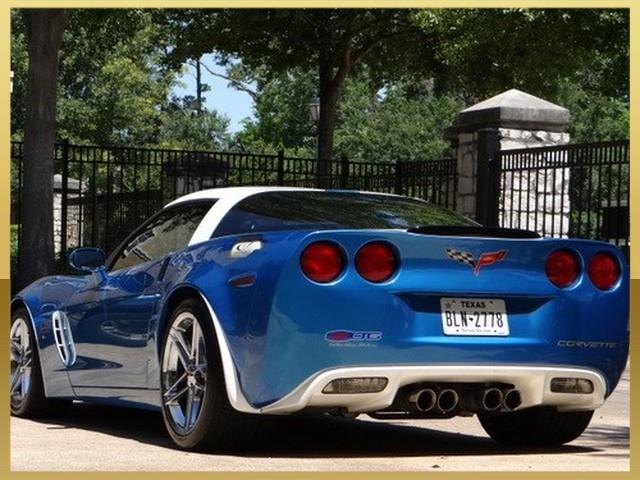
[447,89,569,136]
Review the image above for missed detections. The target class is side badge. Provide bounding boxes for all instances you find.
[229,240,263,259]
[52,310,77,368]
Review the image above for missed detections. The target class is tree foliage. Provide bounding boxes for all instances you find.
[335,79,461,162]
[555,81,629,143]
[232,65,316,155]
[11,9,231,147]
[231,66,462,161]
[162,9,429,178]
[11,8,628,154]
[160,8,628,167]
[414,8,629,101]
[159,96,231,150]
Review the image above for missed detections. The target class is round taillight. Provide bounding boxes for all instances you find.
[300,241,344,283]
[355,241,398,283]
[588,252,620,290]
[545,249,579,288]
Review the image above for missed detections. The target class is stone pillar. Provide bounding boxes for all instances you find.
[452,132,479,218]
[53,174,81,256]
[447,89,570,234]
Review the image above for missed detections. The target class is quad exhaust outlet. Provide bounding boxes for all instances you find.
[408,388,437,412]
[405,385,522,415]
[437,388,459,413]
[480,388,504,412]
[407,387,460,413]
[503,389,522,411]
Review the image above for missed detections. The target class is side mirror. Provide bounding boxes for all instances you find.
[68,247,106,273]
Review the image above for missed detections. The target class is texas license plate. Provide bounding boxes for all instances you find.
[440,298,509,336]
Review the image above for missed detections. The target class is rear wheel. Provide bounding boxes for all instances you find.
[10,308,71,417]
[478,406,593,447]
[160,298,259,451]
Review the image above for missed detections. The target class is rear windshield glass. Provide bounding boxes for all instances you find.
[213,191,476,238]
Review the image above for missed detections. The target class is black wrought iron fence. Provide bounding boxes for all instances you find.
[10,138,631,275]
[10,141,458,270]
[496,140,629,259]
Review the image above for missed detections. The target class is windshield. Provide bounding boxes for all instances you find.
[213,191,476,238]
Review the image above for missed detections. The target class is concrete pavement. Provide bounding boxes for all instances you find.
[11,365,629,471]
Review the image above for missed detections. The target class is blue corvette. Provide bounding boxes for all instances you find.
[11,187,629,451]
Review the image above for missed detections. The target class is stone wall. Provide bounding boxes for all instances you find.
[53,190,82,256]
[455,132,478,218]
[498,128,571,236]
[452,128,571,234]
[498,128,569,149]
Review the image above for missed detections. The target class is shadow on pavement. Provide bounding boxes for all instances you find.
[24,402,620,458]
[578,425,630,452]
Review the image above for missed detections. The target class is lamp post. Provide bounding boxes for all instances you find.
[307,96,320,123]
[307,96,320,160]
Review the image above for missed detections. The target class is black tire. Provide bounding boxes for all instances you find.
[478,406,593,447]
[10,308,72,417]
[159,297,260,451]
[327,409,360,420]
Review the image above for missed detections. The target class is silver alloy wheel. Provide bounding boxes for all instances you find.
[162,312,207,435]
[10,317,33,408]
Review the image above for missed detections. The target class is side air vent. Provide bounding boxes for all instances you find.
[52,310,77,368]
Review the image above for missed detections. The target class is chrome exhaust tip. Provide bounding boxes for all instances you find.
[437,388,459,413]
[481,388,504,411]
[408,388,437,412]
[503,389,522,411]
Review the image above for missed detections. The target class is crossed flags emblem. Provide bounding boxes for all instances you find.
[446,248,508,275]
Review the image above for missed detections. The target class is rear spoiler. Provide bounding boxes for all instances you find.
[407,225,541,239]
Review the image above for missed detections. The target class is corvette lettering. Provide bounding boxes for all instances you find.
[557,340,617,349]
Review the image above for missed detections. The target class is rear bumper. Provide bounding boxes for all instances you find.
[261,364,606,414]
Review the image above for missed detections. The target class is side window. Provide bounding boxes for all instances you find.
[110,202,213,272]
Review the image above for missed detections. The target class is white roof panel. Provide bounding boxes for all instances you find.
[165,186,321,208]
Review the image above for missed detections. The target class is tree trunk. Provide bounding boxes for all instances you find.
[195,59,203,114]
[316,55,342,188]
[316,85,340,187]
[17,9,65,290]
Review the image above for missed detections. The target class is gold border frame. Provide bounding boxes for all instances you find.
[2,1,635,476]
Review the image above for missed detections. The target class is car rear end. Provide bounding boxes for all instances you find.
[253,229,628,417]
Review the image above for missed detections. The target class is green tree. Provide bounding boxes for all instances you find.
[158,96,232,150]
[162,9,429,182]
[12,10,215,147]
[10,12,28,140]
[554,81,629,143]
[12,9,230,283]
[230,65,461,162]
[56,10,174,145]
[415,8,629,101]
[334,78,461,161]
[232,65,316,156]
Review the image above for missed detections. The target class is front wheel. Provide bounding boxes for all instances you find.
[160,298,259,451]
[10,308,71,416]
[478,406,593,447]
